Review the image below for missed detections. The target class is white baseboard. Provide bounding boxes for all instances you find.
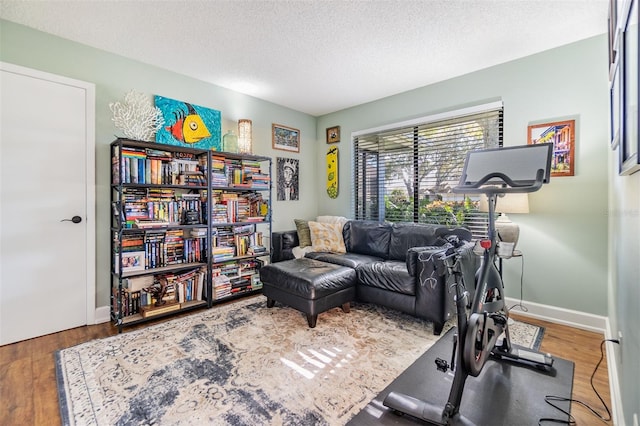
[605,319,626,426]
[94,305,111,324]
[505,297,606,333]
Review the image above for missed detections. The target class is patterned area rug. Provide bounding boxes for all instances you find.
[56,296,544,425]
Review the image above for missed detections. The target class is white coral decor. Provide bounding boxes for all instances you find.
[109,90,165,141]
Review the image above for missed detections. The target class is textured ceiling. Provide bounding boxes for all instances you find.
[0,0,608,116]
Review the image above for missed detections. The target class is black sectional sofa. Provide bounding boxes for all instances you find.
[263,220,477,334]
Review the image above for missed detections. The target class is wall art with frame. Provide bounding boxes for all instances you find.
[619,0,639,175]
[610,58,622,149]
[527,119,576,177]
[276,157,299,201]
[326,126,340,143]
[272,124,300,153]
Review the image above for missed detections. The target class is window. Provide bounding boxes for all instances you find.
[352,102,503,238]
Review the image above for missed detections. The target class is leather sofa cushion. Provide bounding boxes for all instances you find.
[305,252,383,269]
[356,260,415,296]
[388,222,442,261]
[282,231,298,249]
[343,220,392,259]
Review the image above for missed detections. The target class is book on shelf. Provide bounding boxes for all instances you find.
[251,274,263,289]
[124,275,154,292]
[212,274,231,300]
[112,287,141,317]
[140,301,181,318]
[248,245,267,255]
[134,219,171,228]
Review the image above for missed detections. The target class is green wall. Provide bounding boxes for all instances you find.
[0,19,319,308]
[317,35,610,317]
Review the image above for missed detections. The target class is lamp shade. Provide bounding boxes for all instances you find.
[478,193,529,214]
[238,119,252,154]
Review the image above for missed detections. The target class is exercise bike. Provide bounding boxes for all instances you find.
[383,143,555,425]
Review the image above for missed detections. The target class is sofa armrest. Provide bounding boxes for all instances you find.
[406,245,446,276]
[271,230,299,263]
[412,243,478,330]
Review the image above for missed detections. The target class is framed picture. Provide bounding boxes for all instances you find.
[619,0,639,175]
[272,124,300,153]
[610,59,621,149]
[326,126,340,143]
[527,119,576,177]
[276,157,299,201]
[119,251,146,273]
[609,0,619,71]
[154,95,222,151]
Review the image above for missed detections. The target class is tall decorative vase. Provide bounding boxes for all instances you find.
[223,130,238,153]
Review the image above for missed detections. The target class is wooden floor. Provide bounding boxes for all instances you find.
[0,311,613,426]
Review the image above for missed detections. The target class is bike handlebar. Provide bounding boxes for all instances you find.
[452,168,546,195]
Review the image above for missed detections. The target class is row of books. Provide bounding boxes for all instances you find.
[212,273,262,300]
[114,267,207,318]
[118,188,204,227]
[211,225,265,260]
[212,258,264,280]
[115,229,207,272]
[210,156,271,189]
[113,146,207,186]
[210,191,269,223]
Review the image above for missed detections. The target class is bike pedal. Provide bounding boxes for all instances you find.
[435,357,449,372]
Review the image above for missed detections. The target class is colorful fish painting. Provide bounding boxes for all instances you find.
[165,102,211,143]
[155,95,222,150]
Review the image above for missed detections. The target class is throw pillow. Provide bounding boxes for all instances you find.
[308,221,346,253]
[294,219,312,248]
[316,215,348,227]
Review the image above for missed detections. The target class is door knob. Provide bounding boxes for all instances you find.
[61,216,82,224]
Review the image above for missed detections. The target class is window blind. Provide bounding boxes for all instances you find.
[352,104,503,238]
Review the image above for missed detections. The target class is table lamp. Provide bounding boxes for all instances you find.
[479,193,529,252]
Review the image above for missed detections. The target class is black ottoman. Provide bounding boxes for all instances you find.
[259,258,357,327]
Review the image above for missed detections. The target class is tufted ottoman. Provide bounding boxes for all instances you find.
[259,257,357,327]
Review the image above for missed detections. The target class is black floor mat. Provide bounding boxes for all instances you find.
[348,327,574,426]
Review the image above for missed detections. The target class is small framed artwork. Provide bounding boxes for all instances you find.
[326,126,340,143]
[276,157,299,201]
[119,251,146,273]
[619,0,639,175]
[608,0,619,71]
[610,59,621,149]
[527,119,576,177]
[272,124,300,153]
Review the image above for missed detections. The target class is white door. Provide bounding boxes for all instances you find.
[0,62,95,345]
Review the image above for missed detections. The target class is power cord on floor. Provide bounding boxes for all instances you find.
[538,338,619,425]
